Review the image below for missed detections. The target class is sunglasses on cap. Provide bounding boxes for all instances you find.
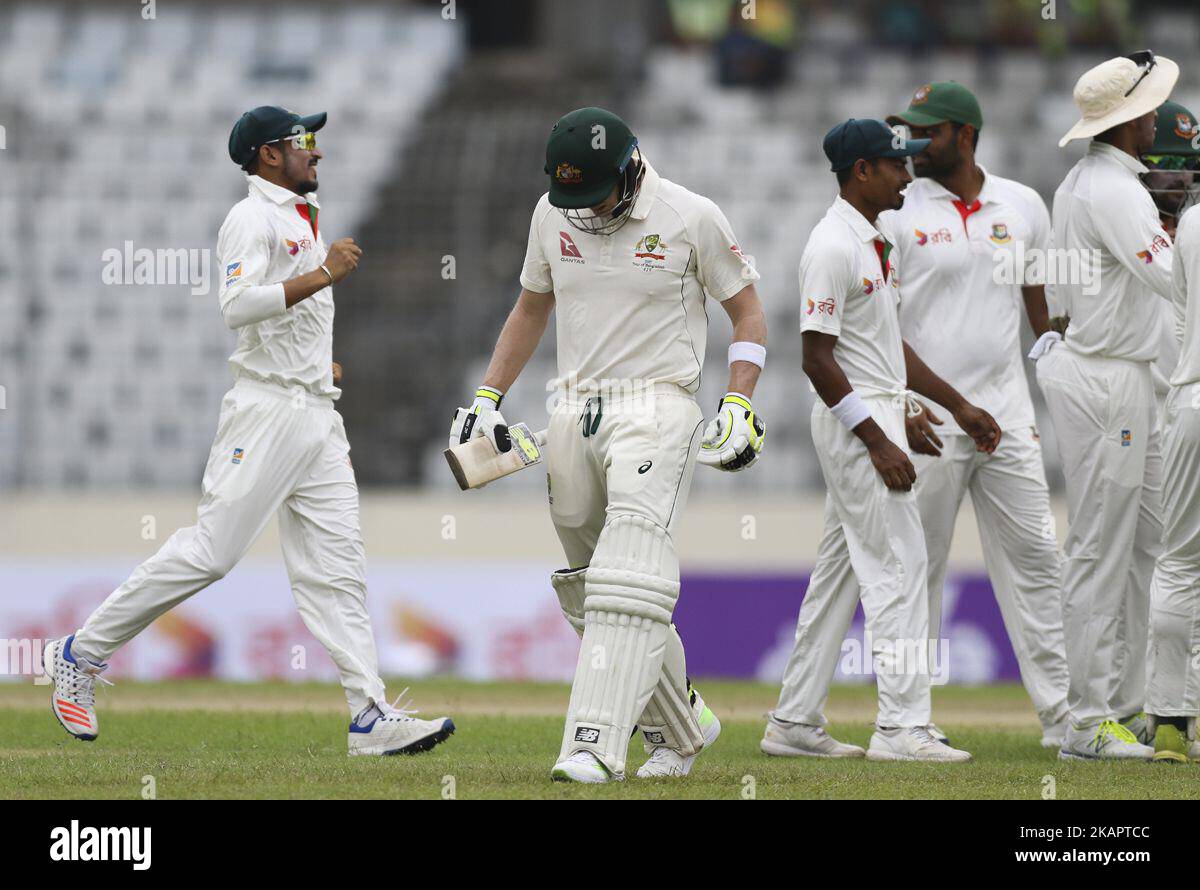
[1143,154,1199,171]
[262,131,318,152]
[1124,50,1156,97]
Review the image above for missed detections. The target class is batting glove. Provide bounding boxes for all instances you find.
[698,393,765,472]
[449,386,510,453]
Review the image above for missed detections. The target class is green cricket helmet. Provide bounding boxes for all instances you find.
[1142,100,1200,223]
[545,107,643,235]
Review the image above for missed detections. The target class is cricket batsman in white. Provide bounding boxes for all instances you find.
[1145,196,1200,763]
[44,106,455,757]
[1038,52,1178,760]
[764,119,1000,763]
[451,107,767,782]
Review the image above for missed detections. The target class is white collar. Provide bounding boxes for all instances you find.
[248,174,320,209]
[1087,140,1148,176]
[832,195,882,242]
[629,158,661,221]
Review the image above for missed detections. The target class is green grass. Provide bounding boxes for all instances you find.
[2,679,1196,799]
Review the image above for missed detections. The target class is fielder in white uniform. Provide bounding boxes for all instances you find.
[880,83,1070,746]
[451,107,767,783]
[1038,53,1178,760]
[1145,203,1200,763]
[763,119,1000,764]
[44,106,455,757]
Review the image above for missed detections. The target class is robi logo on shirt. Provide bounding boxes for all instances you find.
[559,231,584,263]
[862,276,884,295]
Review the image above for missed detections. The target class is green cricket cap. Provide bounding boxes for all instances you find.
[887,82,983,131]
[544,107,638,209]
[1149,100,1200,156]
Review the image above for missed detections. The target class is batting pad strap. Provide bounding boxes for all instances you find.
[551,567,587,636]
[728,341,766,369]
[831,390,871,430]
[584,569,678,625]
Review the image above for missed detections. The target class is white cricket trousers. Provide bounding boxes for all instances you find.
[774,395,932,729]
[914,431,1070,730]
[72,377,387,715]
[1146,381,1200,717]
[1036,347,1163,728]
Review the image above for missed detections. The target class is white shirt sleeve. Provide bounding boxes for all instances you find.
[519,201,554,294]
[693,199,759,301]
[217,206,286,330]
[1092,179,1174,299]
[799,241,853,338]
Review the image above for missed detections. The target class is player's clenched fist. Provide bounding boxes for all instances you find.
[698,393,766,472]
[323,237,362,283]
[449,385,510,453]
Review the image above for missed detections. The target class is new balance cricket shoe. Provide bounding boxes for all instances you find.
[1058,720,1153,761]
[760,713,866,758]
[867,725,973,762]
[347,690,455,756]
[636,688,722,778]
[1120,711,1152,745]
[552,750,619,783]
[44,635,111,741]
[1151,723,1192,764]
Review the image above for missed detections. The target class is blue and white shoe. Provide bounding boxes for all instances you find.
[347,689,454,756]
[44,635,111,742]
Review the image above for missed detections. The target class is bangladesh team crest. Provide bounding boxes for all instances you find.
[912,84,933,105]
[1174,112,1198,140]
[989,223,1012,244]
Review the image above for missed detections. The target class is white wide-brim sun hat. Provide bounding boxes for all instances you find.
[1059,53,1179,147]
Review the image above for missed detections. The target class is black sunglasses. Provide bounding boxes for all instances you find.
[1124,50,1156,97]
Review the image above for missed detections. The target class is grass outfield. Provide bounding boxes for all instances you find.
[1,679,1195,799]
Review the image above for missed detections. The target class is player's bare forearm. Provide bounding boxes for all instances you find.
[902,341,967,415]
[722,284,766,397]
[283,269,334,307]
[1021,285,1051,338]
[802,330,887,447]
[481,288,555,393]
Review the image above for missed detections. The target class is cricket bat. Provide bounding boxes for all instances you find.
[444,423,548,491]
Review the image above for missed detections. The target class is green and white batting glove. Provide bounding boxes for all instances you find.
[698,393,765,472]
[449,385,510,452]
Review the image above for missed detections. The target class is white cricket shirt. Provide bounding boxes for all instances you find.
[1170,204,1200,387]
[216,175,339,399]
[877,168,1048,433]
[799,196,906,399]
[1051,141,1174,363]
[519,159,758,394]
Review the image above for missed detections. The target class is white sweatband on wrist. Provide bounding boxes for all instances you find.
[728,341,766,369]
[830,391,871,430]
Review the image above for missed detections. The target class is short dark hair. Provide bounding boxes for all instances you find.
[952,122,980,150]
[836,157,878,186]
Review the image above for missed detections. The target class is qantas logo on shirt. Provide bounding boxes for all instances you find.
[559,231,584,263]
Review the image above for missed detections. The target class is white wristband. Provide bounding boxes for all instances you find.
[830,391,871,430]
[728,341,766,369]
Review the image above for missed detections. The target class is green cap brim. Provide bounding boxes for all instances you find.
[548,176,620,210]
[886,109,953,128]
